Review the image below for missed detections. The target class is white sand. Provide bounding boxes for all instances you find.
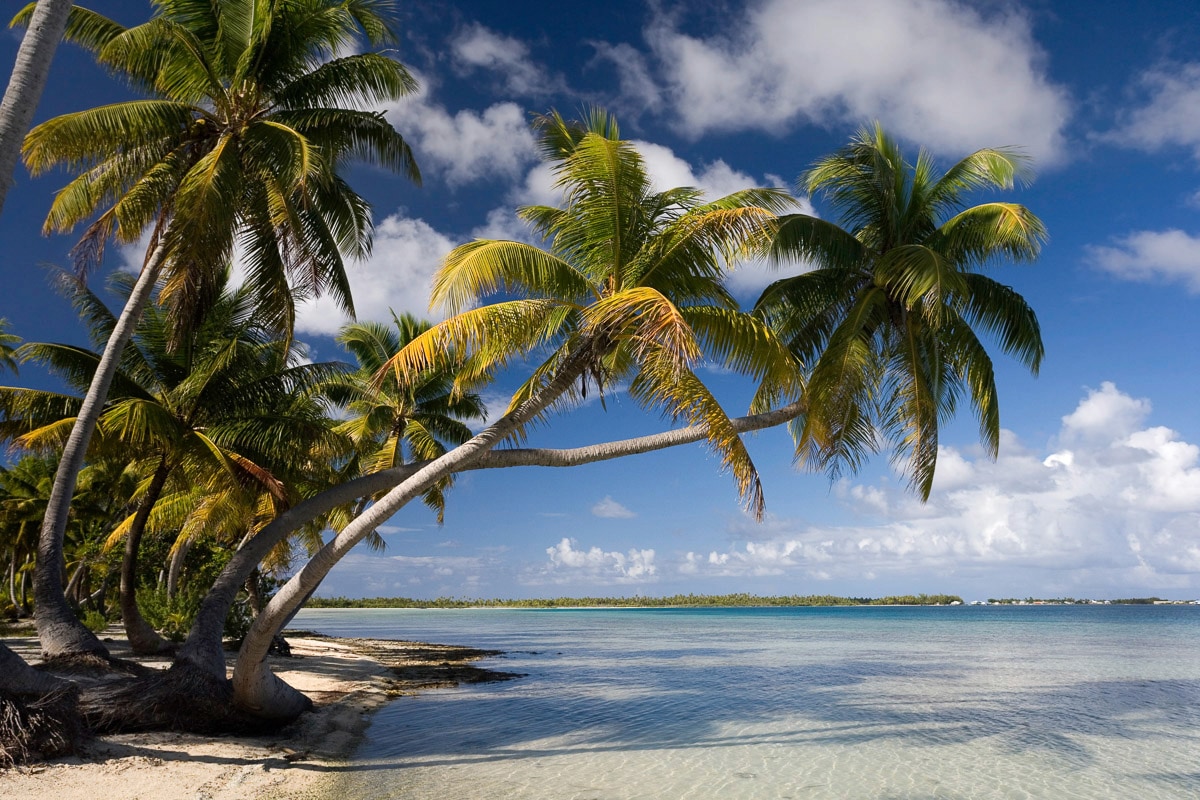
[0,634,398,799]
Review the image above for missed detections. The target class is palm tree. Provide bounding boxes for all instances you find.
[755,123,1046,498]
[230,109,803,719]
[20,0,419,659]
[0,319,20,374]
[5,271,347,653]
[0,455,55,612]
[324,313,487,524]
[0,0,75,215]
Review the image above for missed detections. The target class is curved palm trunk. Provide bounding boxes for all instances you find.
[34,242,167,660]
[120,457,173,655]
[232,348,596,718]
[0,0,73,216]
[172,398,807,697]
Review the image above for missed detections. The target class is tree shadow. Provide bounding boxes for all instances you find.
[335,650,1200,799]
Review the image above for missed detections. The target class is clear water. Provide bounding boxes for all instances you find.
[294,605,1200,799]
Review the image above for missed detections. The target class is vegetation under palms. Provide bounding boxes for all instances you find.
[3,272,348,653]
[16,0,420,659]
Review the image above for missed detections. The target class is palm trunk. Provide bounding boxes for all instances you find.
[232,347,601,718]
[120,457,173,655]
[173,397,805,696]
[7,549,17,609]
[18,563,29,613]
[34,242,168,660]
[62,560,85,607]
[166,536,190,601]
[0,0,74,216]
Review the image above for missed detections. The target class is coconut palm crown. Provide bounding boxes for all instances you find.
[17,0,419,333]
[756,123,1046,499]
[321,312,487,525]
[387,109,803,517]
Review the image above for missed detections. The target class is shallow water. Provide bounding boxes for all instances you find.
[294,605,1200,799]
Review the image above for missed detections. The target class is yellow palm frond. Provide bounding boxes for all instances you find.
[433,239,595,315]
[381,298,569,388]
[584,286,700,371]
[630,346,765,518]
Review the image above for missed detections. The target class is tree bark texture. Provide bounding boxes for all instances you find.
[0,0,74,216]
[34,243,167,660]
[175,397,807,697]
[119,457,173,655]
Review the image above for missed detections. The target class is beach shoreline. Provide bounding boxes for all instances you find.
[0,629,514,799]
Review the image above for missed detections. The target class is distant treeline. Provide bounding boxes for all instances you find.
[306,593,965,609]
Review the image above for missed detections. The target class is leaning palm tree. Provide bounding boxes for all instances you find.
[755,123,1046,498]
[19,0,419,659]
[230,109,803,719]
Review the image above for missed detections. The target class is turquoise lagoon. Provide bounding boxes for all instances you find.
[293,605,1200,799]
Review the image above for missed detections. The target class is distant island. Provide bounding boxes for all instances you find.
[307,594,1200,609]
[308,593,966,608]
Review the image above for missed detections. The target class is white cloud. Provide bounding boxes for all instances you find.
[644,0,1070,164]
[591,42,664,117]
[384,70,538,186]
[592,496,636,519]
[1060,381,1151,442]
[295,214,456,334]
[683,384,1200,592]
[634,140,781,198]
[1085,229,1200,293]
[1105,63,1200,157]
[542,537,657,583]
[450,23,563,97]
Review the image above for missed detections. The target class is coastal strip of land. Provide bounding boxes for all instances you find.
[0,630,518,799]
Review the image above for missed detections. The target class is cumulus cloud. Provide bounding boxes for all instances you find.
[592,496,636,519]
[683,384,1200,592]
[450,23,564,97]
[1085,229,1200,293]
[384,69,538,186]
[1105,63,1200,158]
[644,0,1070,164]
[543,537,657,582]
[295,214,457,334]
[591,42,664,118]
[1060,381,1151,441]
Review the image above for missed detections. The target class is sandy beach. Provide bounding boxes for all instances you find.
[0,630,510,799]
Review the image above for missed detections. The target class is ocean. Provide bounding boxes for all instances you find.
[292,605,1200,799]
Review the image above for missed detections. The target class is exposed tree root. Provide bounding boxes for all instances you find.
[0,687,83,768]
[77,661,298,735]
[38,651,157,679]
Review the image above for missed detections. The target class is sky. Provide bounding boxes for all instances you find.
[4,0,1200,601]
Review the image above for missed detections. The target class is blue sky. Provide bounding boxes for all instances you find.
[4,0,1200,601]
